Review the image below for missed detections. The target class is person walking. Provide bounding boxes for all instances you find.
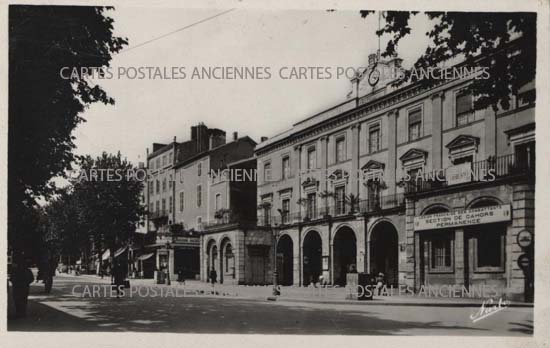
[9,256,35,318]
[209,267,217,288]
[112,261,126,298]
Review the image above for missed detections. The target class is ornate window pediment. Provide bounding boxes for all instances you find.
[446,135,480,151]
[361,160,385,171]
[446,135,480,163]
[328,169,349,182]
[399,148,428,167]
[301,177,319,189]
[504,123,535,146]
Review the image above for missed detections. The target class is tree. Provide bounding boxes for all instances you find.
[360,11,536,112]
[71,152,145,254]
[8,6,127,256]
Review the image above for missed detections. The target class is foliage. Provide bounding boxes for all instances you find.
[8,5,127,256]
[360,11,536,112]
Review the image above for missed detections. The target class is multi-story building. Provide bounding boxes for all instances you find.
[201,157,274,285]
[138,123,255,281]
[255,51,535,300]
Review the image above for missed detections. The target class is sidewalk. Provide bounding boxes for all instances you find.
[66,273,533,308]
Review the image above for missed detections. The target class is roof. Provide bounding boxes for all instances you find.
[173,136,257,169]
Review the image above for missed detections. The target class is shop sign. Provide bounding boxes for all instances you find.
[446,163,472,185]
[414,204,511,231]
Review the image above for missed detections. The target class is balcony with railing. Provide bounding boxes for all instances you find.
[256,193,406,227]
[203,210,256,231]
[148,209,169,220]
[404,153,535,195]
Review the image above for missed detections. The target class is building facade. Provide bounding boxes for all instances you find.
[255,53,535,300]
[201,157,274,285]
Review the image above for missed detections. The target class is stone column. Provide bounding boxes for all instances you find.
[350,124,360,197]
[387,110,398,194]
[319,136,328,214]
[484,108,497,158]
[431,92,445,170]
[405,197,416,289]
[454,228,465,286]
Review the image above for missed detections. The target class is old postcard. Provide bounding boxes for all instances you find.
[2,0,549,347]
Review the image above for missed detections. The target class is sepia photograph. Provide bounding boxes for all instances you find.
[3,1,547,342]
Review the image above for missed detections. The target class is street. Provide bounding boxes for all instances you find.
[7,274,533,335]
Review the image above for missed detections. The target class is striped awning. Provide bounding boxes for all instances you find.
[137,253,154,261]
[114,246,128,258]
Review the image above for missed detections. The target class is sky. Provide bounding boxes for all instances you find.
[74,8,433,165]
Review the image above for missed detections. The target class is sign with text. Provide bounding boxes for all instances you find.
[414,205,511,231]
[446,163,472,186]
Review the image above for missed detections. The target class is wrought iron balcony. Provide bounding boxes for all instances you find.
[404,153,535,195]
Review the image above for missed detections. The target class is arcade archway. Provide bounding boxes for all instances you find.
[369,221,399,286]
[333,226,357,286]
[276,234,294,286]
[302,230,322,286]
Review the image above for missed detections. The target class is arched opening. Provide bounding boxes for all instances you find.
[206,240,217,280]
[302,230,322,286]
[333,226,357,286]
[276,234,294,286]
[219,238,235,284]
[369,221,399,286]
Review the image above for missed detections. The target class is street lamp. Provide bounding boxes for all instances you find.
[165,240,171,286]
[272,228,280,296]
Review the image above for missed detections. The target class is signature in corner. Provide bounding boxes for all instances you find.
[470,298,510,323]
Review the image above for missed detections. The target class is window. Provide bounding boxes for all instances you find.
[169,197,173,213]
[407,166,423,182]
[162,155,166,167]
[215,193,221,211]
[198,163,202,176]
[161,199,166,213]
[169,174,173,188]
[369,124,380,153]
[307,147,316,170]
[335,186,346,215]
[156,180,160,194]
[431,236,452,270]
[264,162,272,182]
[156,201,159,213]
[197,185,202,207]
[179,191,184,212]
[408,108,422,141]
[150,202,154,213]
[515,141,535,171]
[336,137,346,162]
[156,158,160,169]
[456,91,474,126]
[477,232,503,268]
[282,199,290,224]
[169,152,173,165]
[306,193,316,219]
[197,216,203,230]
[282,156,290,179]
[162,178,166,192]
[149,181,154,195]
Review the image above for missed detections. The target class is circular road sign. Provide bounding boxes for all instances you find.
[517,230,533,249]
[517,254,531,270]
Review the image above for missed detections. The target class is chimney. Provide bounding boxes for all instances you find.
[173,136,177,143]
[209,135,214,150]
[233,132,238,141]
[261,136,268,142]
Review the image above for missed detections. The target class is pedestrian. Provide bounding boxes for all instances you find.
[43,258,56,294]
[9,255,35,318]
[177,269,185,285]
[376,272,385,295]
[112,261,126,298]
[209,267,217,287]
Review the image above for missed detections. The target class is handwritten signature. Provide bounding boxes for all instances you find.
[470,298,510,323]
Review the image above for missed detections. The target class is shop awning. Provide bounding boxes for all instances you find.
[101,249,111,260]
[137,253,154,261]
[114,246,128,258]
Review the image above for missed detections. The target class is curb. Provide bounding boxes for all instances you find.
[273,297,534,308]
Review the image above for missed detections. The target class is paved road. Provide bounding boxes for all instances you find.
[8,275,533,335]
